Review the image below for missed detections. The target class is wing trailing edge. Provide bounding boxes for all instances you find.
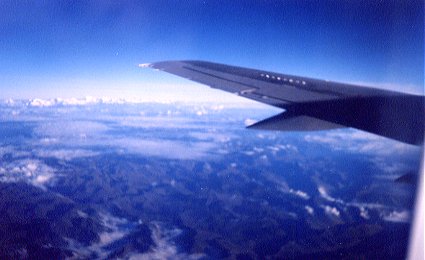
[247,96,424,145]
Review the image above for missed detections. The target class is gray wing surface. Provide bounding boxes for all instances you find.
[147,60,424,145]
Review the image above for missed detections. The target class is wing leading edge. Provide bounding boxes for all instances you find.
[145,60,424,145]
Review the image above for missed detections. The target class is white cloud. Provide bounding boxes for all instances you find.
[26,97,156,107]
[305,129,420,157]
[306,129,420,176]
[304,134,340,145]
[34,120,109,139]
[278,144,299,152]
[35,174,51,184]
[209,104,225,111]
[66,213,133,259]
[110,138,217,160]
[96,213,129,247]
[244,118,257,126]
[253,147,264,153]
[347,202,387,210]
[189,132,234,143]
[370,158,411,174]
[242,151,255,156]
[77,210,88,218]
[272,178,310,200]
[36,149,99,161]
[0,159,55,188]
[317,185,343,203]
[305,205,314,215]
[98,229,126,246]
[128,222,204,260]
[267,145,280,152]
[29,98,56,107]
[359,207,370,219]
[0,145,31,158]
[316,188,411,223]
[305,130,382,149]
[196,110,207,116]
[115,116,204,130]
[67,219,205,259]
[170,179,176,187]
[111,113,211,130]
[382,210,411,223]
[323,205,340,218]
[317,186,331,199]
[289,189,310,200]
[31,116,220,161]
[316,186,402,221]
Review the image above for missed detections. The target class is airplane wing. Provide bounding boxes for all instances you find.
[144,60,424,145]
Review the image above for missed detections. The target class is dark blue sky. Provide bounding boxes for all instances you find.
[0,0,423,100]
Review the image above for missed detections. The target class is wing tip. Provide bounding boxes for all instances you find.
[138,63,152,68]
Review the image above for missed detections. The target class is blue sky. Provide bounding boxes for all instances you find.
[0,0,423,100]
